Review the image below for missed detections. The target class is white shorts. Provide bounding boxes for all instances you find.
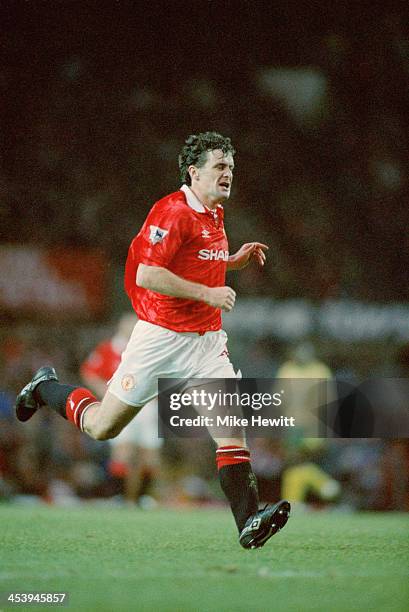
[108,320,237,408]
[109,399,162,450]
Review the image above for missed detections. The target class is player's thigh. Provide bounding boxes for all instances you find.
[108,321,194,406]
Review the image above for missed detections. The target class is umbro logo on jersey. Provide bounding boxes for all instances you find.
[201,228,211,238]
[198,249,229,261]
[149,225,168,244]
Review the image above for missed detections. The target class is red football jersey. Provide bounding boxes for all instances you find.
[80,338,125,382]
[125,185,229,333]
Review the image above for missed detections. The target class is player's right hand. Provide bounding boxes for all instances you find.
[205,286,236,311]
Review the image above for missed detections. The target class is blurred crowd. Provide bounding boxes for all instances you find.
[2,4,408,302]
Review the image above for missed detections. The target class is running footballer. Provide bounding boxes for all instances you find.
[15,132,290,548]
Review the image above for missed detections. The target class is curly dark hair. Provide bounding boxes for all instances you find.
[178,131,235,185]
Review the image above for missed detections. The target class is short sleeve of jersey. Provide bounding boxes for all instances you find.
[138,204,191,267]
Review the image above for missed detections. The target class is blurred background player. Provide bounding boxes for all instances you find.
[276,341,341,508]
[80,312,161,506]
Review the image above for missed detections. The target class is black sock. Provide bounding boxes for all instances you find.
[218,462,259,532]
[35,381,78,418]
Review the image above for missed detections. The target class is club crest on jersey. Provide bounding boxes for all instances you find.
[149,225,168,245]
[121,374,136,391]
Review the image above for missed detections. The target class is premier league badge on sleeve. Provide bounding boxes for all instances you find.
[149,225,169,245]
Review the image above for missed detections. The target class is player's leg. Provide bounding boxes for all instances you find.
[15,366,139,440]
[214,435,290,548]
[15,322,180,438]
[195,331,290,548]
[82,391,139,440]
[191,334,262,538]
[214,434,259,532]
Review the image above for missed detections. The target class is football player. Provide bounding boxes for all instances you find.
[16,132,290,548]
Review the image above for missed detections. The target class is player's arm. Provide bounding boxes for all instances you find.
[227,242,268,271]
[136,264,236,312]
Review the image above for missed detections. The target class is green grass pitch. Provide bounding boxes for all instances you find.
[0,506,408,611]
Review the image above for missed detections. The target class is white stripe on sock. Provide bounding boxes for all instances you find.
[216,447,249,454]
[73,397,92,424]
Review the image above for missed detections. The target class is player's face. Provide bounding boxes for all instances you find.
[190,149,234,207]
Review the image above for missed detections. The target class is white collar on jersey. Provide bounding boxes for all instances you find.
[180,184,224,215]
[180,184,206,213]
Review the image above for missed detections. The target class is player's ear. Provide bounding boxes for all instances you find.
[188,165,199,182]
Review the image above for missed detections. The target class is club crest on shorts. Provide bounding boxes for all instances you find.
[121,374,136,391]
[149,225,168,245]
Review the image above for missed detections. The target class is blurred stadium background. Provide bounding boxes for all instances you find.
[1,0,408,514]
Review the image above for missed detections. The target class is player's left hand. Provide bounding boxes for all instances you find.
[228,242,268,270]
